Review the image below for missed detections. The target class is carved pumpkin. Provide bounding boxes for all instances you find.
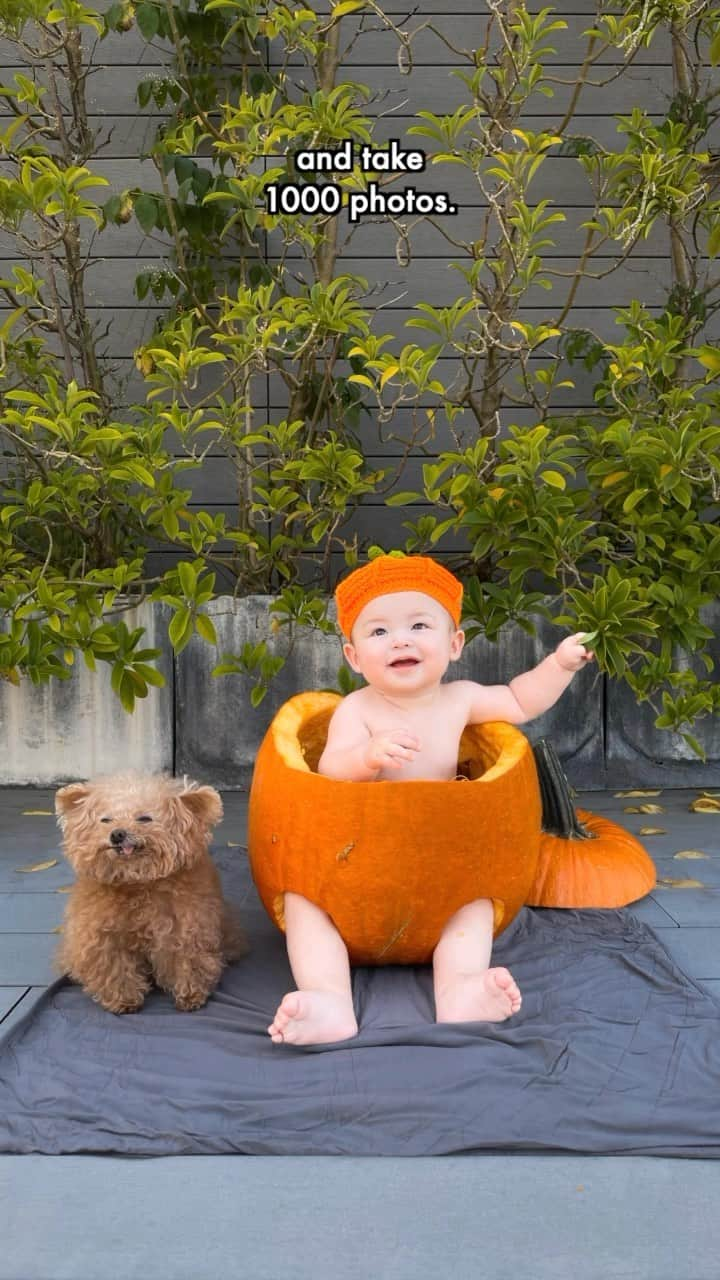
[248,693,656,965]
[248,691,542,964]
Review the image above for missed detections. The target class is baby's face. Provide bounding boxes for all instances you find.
[343,590,464,693]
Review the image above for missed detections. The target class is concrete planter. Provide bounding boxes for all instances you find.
[1,594,717,789]
[175,596,341,789]
[174,595,604,790]
[0,600,174,786]
[605,600,720,788]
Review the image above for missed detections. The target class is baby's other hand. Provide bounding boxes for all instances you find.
[555,633,595,671]
[364,728,421,771]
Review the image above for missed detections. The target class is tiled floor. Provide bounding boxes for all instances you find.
[2,784,720,1280]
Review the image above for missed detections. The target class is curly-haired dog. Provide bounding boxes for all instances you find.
[55,771,247,1014]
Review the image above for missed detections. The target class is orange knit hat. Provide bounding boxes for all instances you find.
[335,555,463,637]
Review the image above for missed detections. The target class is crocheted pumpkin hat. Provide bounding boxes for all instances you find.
[335,555,463,637]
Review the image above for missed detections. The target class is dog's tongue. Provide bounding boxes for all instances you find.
[119,839,137,856]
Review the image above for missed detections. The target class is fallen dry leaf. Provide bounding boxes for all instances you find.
[614,789,662,798]
[639,827,667,836]
[52,925,64,934]
[226,842,242,848]
[689,797,720,813]
[623,804,665,814]
[56,884,74,893]
[15,859,59,873]
[21,809,54,816]
[657,876,704,889]
[673,850,709,860]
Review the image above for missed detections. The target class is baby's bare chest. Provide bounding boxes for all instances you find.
[363,691,469,781]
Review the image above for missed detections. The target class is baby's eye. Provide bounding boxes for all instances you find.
[371,627,386,637]
[136,815,153,823]
[412,621,428,630]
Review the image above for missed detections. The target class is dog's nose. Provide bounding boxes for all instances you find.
[110,829,128,846]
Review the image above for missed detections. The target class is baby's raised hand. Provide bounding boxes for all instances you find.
[555,632,595,671]
[364,728,421,772]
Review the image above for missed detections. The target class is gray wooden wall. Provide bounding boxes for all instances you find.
[1,4,718,783]
[2,1,715,582]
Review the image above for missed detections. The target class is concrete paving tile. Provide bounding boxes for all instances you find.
[3,1153,720,1280]
[651,888,720,927]
[0,986,47,1035]
[0,893,66,932]
[649,857,720,925]
[654,855,720,886]
[0,807,58,842]
[0,856,68,893]
[0,788,57,811]
[0,986,28,1020]
[647,927,720,981]
[630,895,679,927]
[0,934,57,985]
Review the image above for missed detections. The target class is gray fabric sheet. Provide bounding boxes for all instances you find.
[1,851,720,1157]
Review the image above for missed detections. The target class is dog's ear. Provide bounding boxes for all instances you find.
[179,784,223,828]
[55,782,91,823]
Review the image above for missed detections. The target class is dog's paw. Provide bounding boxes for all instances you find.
[173,990,210,1012]
[99,997,144,1015]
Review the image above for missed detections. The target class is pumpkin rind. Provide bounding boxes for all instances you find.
[526,808,657,908]
[248,691,543,964]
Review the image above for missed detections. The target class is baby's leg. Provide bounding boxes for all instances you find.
[268,892,358,1046]
[433,898,521,1023]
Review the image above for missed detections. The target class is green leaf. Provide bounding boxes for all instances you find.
[680,732,706,761]
[250,684,267,707]
[134,193,157,233]
[174,156,195,185]
[694,345,720,375]
[540,470,566,489]
[162,508,180,538]
[195,613,217,645]
[178,560,197,597]
[168,607,193,652]
[385,491,421,506]
[622,488,648,514]
[136,3,160,41]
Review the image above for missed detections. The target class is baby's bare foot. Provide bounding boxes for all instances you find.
[268,990,358,1046]
[435,966,522,1024]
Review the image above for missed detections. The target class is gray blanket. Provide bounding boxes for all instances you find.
[1,853,719,1157]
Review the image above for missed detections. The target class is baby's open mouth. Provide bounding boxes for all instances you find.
[390,657,419,667]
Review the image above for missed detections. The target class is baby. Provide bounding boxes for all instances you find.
[268,554,594,1047]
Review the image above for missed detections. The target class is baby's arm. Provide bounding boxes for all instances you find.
[317,693,420,780]
[461,633,594,725]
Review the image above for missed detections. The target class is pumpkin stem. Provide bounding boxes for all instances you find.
[532,739,594,840]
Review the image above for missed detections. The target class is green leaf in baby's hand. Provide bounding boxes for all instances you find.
[578,630,599,645]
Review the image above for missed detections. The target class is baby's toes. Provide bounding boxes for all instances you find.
[267,992,298,1041]
[492,967,522,1011]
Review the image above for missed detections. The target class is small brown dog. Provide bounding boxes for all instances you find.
[55,770,247,1014]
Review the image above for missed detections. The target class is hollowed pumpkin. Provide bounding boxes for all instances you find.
[248,692,656,965]
[248,691,542,964]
